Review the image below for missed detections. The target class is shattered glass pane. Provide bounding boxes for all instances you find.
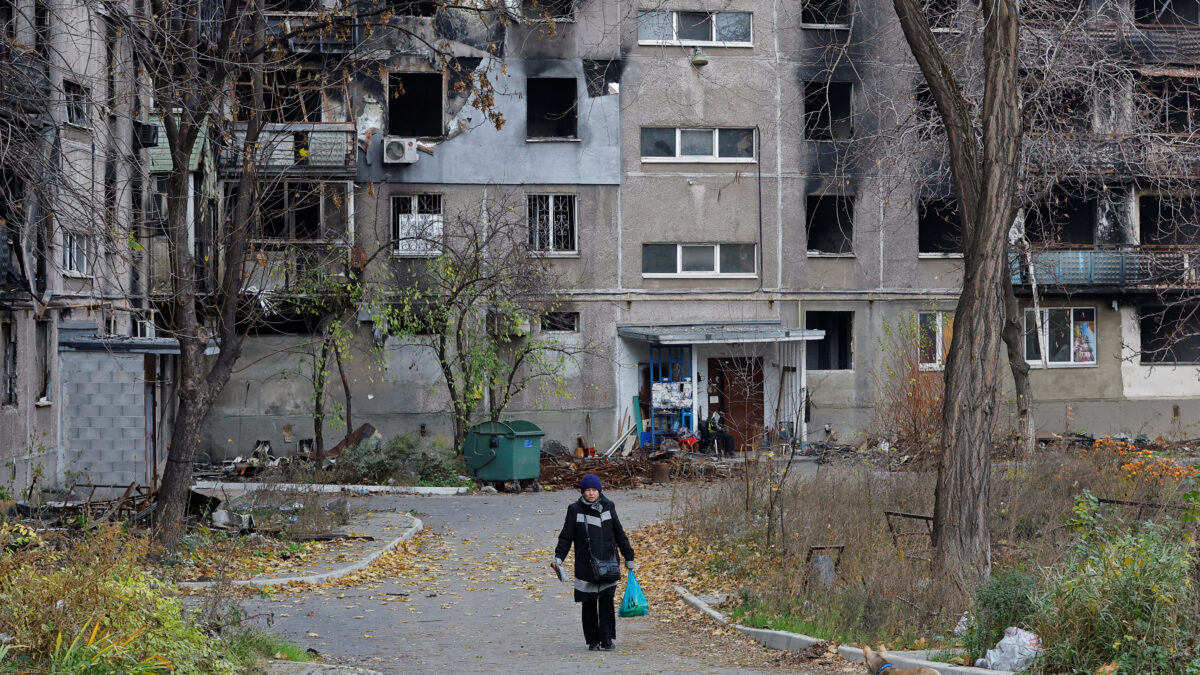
[715,12,751,42]
[637,11,672,40]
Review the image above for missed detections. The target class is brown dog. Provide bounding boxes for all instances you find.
[861,645,940,675]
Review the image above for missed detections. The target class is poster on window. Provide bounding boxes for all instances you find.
[652,381,692,409]
[1073,308,1096,364]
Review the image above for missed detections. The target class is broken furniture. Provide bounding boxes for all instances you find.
[884,510,934,561]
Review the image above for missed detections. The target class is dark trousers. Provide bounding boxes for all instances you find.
[579,585,616,645]
[714,432,736,455]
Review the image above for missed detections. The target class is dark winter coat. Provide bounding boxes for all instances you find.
[555,495,635,583]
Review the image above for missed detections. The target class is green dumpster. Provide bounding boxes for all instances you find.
[462,420,544,482]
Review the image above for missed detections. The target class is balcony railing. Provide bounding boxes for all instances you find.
[220,127,355,171]
[1011,247,1200,288]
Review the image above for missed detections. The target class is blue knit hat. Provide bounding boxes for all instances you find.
[580,473,602,492]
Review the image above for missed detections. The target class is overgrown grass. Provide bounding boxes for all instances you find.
[224,628,312,669]
[674,440,1200,670]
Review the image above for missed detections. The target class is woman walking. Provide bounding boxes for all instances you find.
[552,473,635,651]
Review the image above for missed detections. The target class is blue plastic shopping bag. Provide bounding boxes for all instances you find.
[618,569,649,617]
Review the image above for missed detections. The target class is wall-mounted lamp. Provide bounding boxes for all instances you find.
[690,46,709,67]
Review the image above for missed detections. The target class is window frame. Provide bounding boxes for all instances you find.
[636,10,753,47]
[799,0,851,29]
[540,311,580,332]
[641,243,758,278]
[62,230,90,276]
[527,193,579,255]
[806,194,856,256]
[917,196,964,258]
[639,127,757,163]
[1,315,15,407]
[917,310,955,370]
[64,81,90,128]
[1024,306,1098,367]
[392,193,444,257]
[253,181,348,242]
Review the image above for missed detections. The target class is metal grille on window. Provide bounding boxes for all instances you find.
[394,194,443,254]
[528,195,576,251]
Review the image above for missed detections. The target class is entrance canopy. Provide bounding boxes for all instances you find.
[617,321,824,345]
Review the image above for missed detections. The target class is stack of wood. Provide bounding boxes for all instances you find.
[540,454,652,489]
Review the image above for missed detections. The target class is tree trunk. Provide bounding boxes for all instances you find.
[335,342,352,436]
[1002,278,1036,459]
[893,0,1022,600]
[152,346,211,554]
[314,335,329,467]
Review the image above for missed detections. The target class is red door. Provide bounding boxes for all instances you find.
[707,357,765,451]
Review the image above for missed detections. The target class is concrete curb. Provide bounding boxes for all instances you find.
[176,515,423,590]
[193,481,469,496]
[674,586,1011,675]
[265,662,383,674]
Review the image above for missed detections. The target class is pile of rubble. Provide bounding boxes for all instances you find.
[539,454,654,489]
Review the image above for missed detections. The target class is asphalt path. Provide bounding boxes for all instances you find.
[238,485,791,674]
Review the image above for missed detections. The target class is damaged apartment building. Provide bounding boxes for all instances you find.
[1,0,178,495]
[210,0,1200,458]
[0,0,1124,471]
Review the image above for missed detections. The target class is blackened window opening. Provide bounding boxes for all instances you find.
[802,0,848,24]
[807,195,854,254]
[806,311,853,370]
[1134,0,1199,25]
[541,311,579,331]
[34,1,48,56]
[1140,195,1200,245]
[527,78,577,139]
[1139,77,1200,134]
[1025,192,1095,246]
[389,73,444,137]
[524,0,574,19]
[1,1,14,40]
[1141,305,1200,363]
[918,197,962,254]
[804,81,853,140]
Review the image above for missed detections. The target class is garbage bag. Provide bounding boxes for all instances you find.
[977,627,1041,671]
[618,570,649,618]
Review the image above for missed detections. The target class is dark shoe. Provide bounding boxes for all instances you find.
[588,643,600,651]
[600,641,615,651]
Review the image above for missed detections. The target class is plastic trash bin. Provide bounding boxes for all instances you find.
[462,420,544,482]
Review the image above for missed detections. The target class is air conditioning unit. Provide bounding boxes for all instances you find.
[383,136,420,164]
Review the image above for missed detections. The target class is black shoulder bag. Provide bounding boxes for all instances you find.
[582,508,621,583]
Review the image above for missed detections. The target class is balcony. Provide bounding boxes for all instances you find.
[220,126,355,172]
[243,241,350,295]
[1011,247,1200,290]
[0,42,51,118]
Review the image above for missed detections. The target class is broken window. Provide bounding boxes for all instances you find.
[640,243,756,275]
[393,193,443,256]
[62,231,89,275]
[1138,76,1200,134]
[64,81,89,127]
[1,1,13,40]
[807,195,854,254]
[528,194,577,252]
[388,72,443,137]
[258,182,345,240]
[35,320,48,401]
[636,10,752,44]
[1024,191,1096,246]
[639,128,755,160]
[523,0,574,20]
[1,314,14,406]
[1024,307,1097,365]
[34,1,48,57]
[1139,195,1200,245]
[1134,0,1199,25]
[805,311,853,370]
[804,81,853,140]
[527,78,577,139]
[918,311,954,370]
[1140,305,1200,363]
[235,69,333,123]
[541,311,579,331]
[802,0,849,25]
[918,197,962,254]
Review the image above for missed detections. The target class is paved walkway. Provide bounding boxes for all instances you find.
[239,486,800,674]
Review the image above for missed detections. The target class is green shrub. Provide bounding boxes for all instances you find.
[0,526,235,674]
[964,568,1038,660]
[1028,492,1198,674]
[335,433,417,484]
